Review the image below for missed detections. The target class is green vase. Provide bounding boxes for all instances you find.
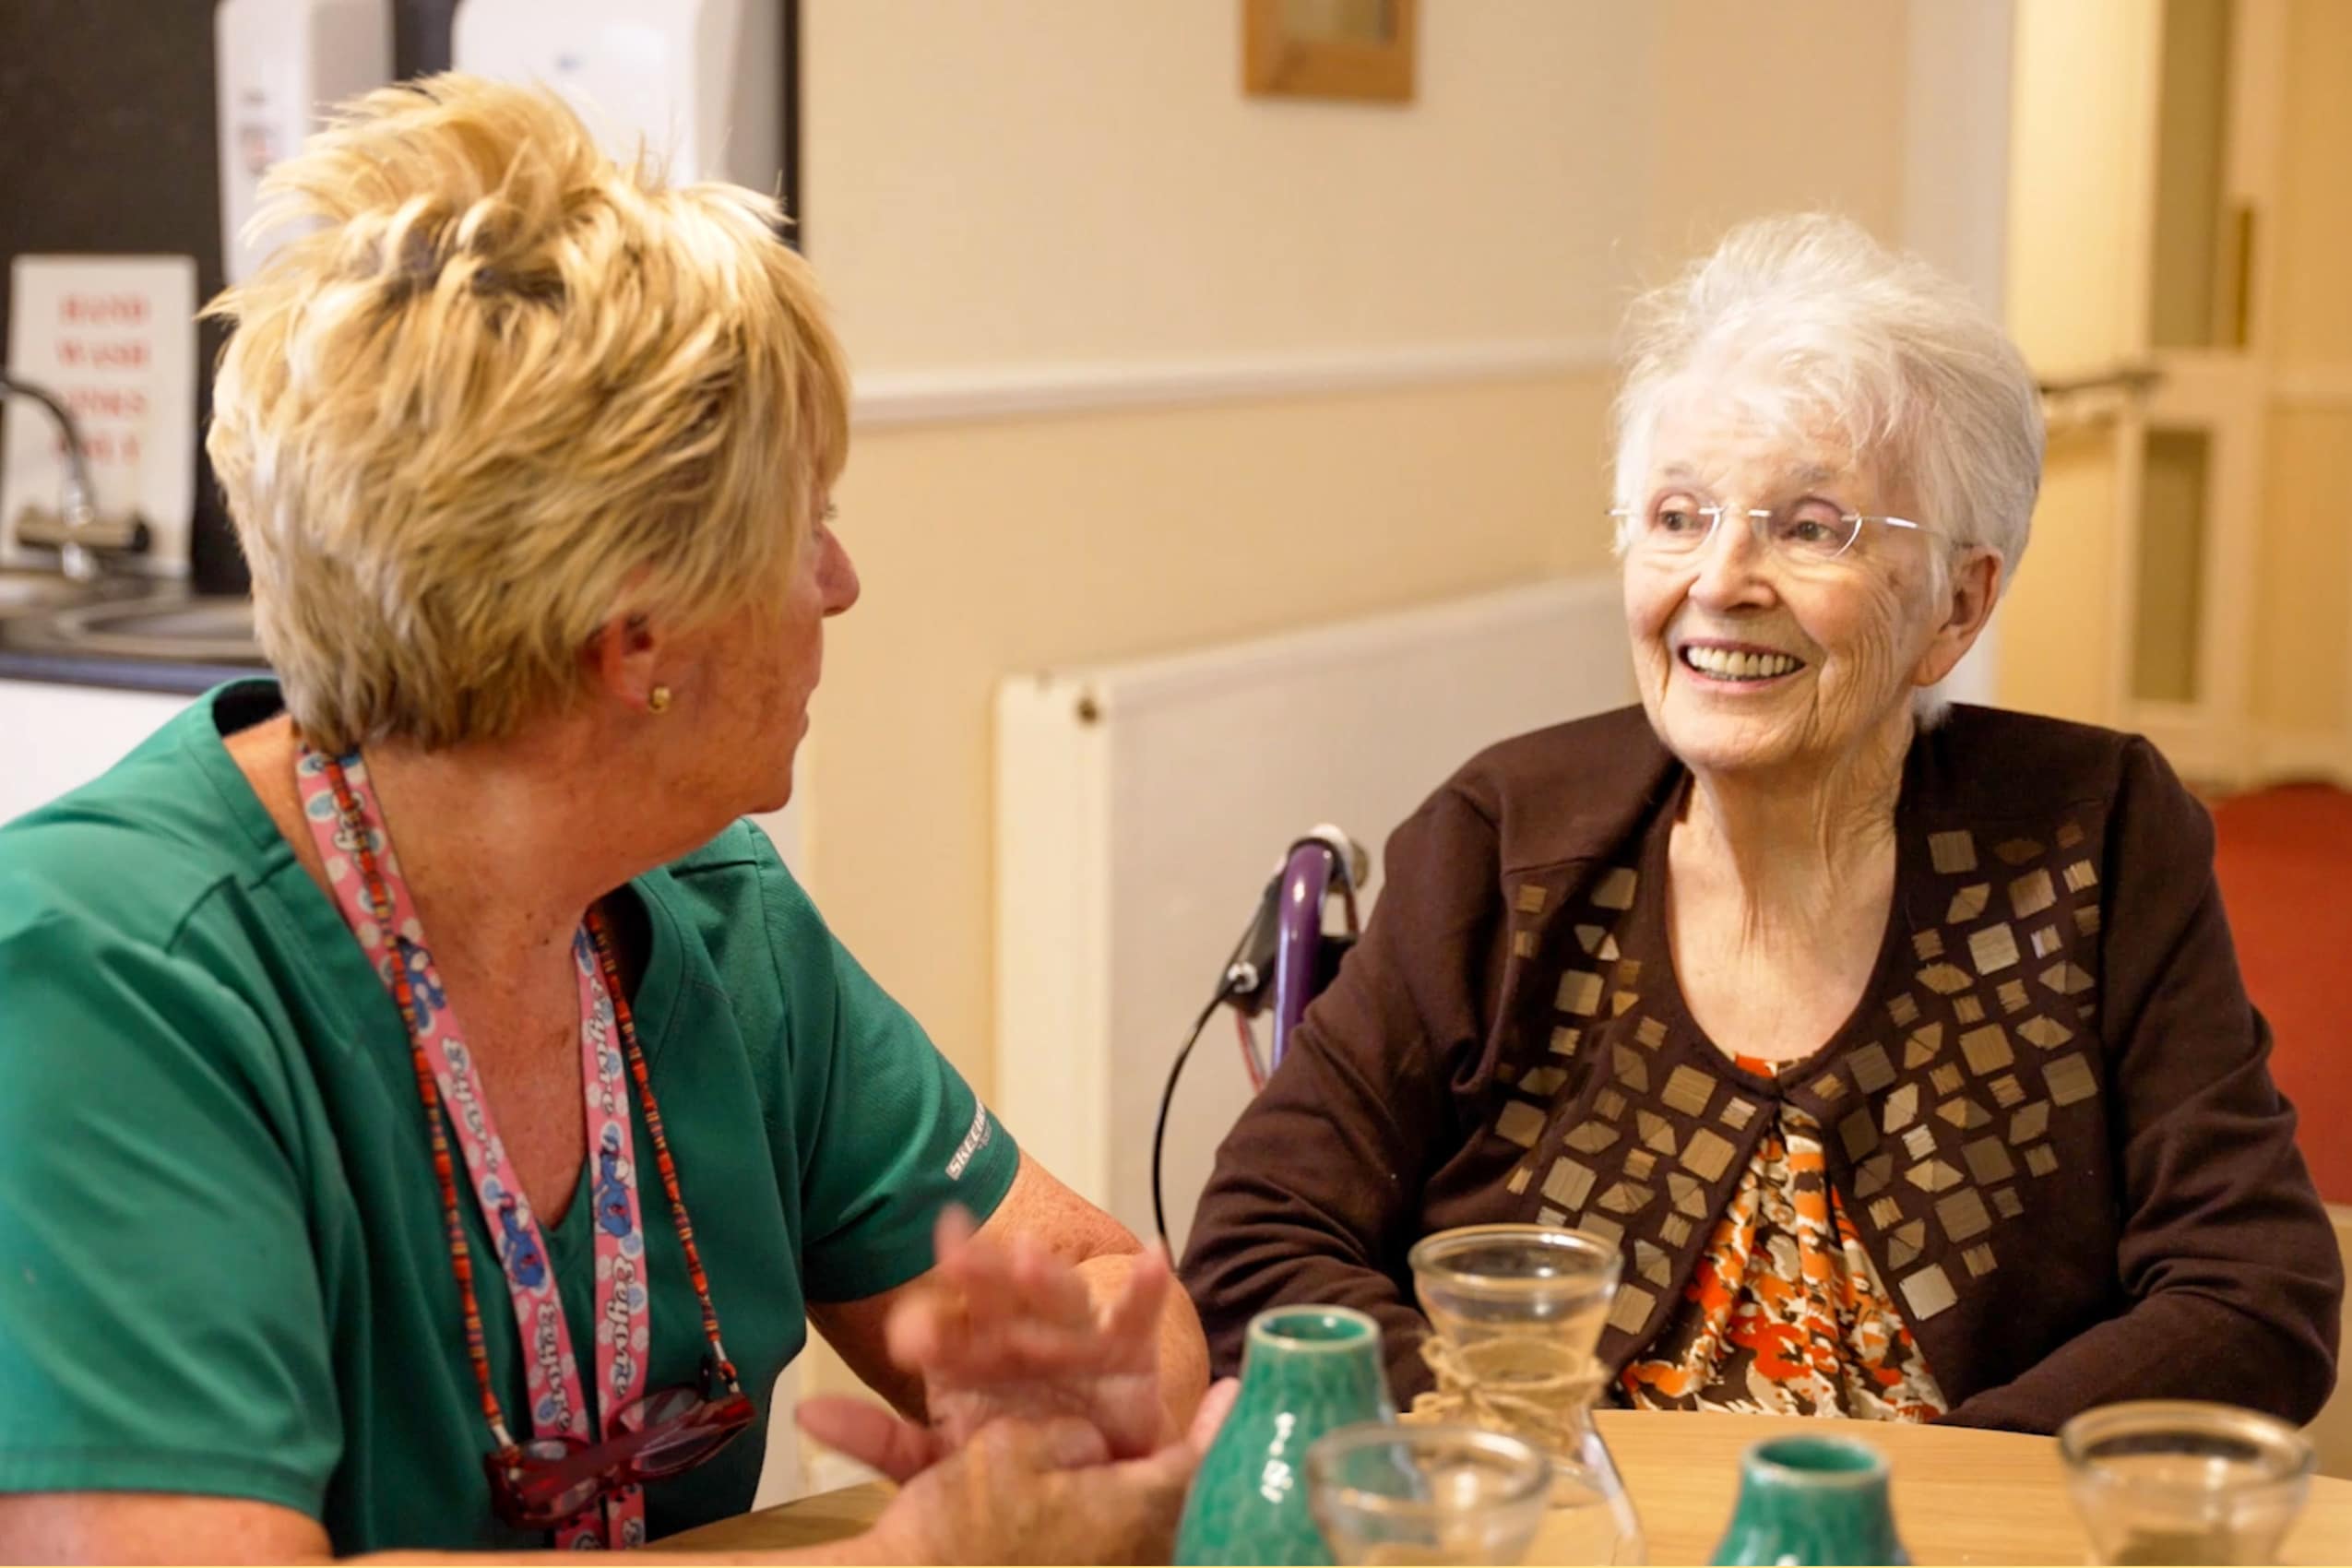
[1710,1434,1911,1566]
[1174,1306,1396,1565]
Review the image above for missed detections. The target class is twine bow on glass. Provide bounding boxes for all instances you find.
[1405,1332,1610,1458]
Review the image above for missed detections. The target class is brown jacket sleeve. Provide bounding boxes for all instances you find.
[1179,785,1503,1396]
[1941,738,2342,1430]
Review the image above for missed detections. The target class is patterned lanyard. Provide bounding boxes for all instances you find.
[296,747,673,1547]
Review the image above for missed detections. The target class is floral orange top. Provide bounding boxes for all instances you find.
[1620,1056,1947,1420]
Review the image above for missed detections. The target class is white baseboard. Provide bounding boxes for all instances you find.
[2128,714,2352,792]
[2250,728,2352,788]
[2132,715,2249,789]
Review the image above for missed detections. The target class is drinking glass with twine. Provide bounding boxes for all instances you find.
[1407,1225,1648,1564]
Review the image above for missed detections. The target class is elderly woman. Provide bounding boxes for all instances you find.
[1182,215,2341,1429]
[0,78,1219,1561]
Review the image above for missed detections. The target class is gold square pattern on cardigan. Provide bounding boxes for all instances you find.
[1489,815,2103,1346]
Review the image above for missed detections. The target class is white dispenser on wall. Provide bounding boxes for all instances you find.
[215,0,394,284]
[452,0,782,191]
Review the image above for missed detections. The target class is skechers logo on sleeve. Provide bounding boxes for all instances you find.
[944,1105,992,1181]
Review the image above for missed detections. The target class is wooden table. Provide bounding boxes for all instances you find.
[671,1408,2352,1563]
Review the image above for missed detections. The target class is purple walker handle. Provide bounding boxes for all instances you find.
[1268,841,1336,1073]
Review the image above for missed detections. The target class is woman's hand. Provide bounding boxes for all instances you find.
[802,1206,1177,1470]
[859,1380,1238,1566]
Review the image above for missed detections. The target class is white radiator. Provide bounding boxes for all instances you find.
[993,574,1637,1253]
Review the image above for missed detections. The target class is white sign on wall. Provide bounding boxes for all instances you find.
[1,254,199,575]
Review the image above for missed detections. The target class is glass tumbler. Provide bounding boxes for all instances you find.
[1408,1223,1645,1564]
[1306,1421,1552,1565]
[2058,1400,2315,1565]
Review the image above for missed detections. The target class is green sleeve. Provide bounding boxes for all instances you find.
[751,850,1020,1303]
[0,906,340,1515]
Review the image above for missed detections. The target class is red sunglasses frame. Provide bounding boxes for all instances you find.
[485,1370,757,1528]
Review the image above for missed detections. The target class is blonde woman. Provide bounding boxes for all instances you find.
[0,77,1216,1562]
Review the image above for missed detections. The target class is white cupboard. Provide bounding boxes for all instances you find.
[2,678,193,826]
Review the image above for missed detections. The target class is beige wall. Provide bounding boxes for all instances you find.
[2252,411,2352,736]
[2251,0,2352,749]
[2270,0,2352,374]
[1640,0,1907,262]
[2001,0,2151,385]
[804,0,1645,368]
[1997,0,2147,723]
[2002,425,2127,722]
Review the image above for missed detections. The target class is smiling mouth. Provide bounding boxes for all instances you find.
[1679,644,1805,683]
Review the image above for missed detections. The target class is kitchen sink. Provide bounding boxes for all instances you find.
[0,572,267,684]
[50,595,261,662]
[0,568,110,616]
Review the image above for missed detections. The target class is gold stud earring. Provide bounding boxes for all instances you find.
[648,684,673,714]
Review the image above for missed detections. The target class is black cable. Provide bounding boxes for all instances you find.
[1150,980,1240,1253]
[1150,836,1360,1253]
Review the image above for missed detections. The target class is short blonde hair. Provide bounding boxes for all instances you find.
[205,73,849,753]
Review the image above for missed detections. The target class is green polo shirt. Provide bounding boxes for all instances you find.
[0,681,1019,1552]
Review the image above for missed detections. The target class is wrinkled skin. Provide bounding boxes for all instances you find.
[1621,390,1993,789]
[864,1384,1240,1566]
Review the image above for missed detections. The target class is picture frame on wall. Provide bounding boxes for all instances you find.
[1241,0,1417,104]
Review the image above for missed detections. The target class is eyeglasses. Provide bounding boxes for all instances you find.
[486,1365,757,1528]
[1609,496,1928,565]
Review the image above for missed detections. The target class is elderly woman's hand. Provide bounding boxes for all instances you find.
[801,1207,1178,1475]
[860,1382,1237,1566]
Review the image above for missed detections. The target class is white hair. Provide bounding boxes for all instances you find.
[1610,214,2045,726]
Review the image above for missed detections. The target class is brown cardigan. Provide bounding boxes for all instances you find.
[1180,705,2342,1431]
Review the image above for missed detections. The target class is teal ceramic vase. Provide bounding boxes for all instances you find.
[1173,1305,1396,1565]
[1710,1434,1910,1566]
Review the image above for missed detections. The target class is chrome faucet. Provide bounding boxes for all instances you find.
[0,373,149,582]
